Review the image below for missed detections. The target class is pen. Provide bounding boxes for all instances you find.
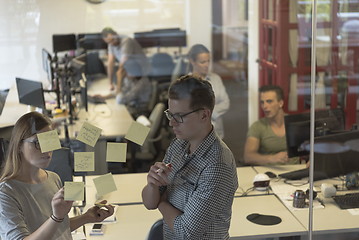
[156,163,172,173]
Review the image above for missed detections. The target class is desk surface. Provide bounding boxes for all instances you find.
[0,84,28,128]
[230,195,307,239]
[85,173,148,205]
[85,203,162,240]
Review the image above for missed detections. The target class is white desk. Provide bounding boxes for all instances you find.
[85,173,147,205]
[0,84,27,128]
[85,168,260,206]
[84,203,162,240]
[253,165,359,237]
[235,166,272,196]
[230,195,307,239]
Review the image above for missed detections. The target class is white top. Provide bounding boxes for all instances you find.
[205,72,230,139]
[0,171,72,240]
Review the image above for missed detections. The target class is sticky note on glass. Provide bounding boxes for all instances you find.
[125,121,150,146]
[76,122,102,147]
[74,152,95,172]
[106,142,127,162]
[93,173,117,197]
[37,130,61,153]
[64,181,84,201]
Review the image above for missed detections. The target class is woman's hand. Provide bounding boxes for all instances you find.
[51,187,73,220]
[83,200,115,223]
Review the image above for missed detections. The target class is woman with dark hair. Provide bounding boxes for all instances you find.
[0,111,114,240]
[188,44,230,139]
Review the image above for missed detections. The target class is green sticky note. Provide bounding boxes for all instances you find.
[74,152,95,172]
[76,122,102,147]
[106,142,127,162]
[37,130,61,153]
[64,181,84,201]
[93,173,117,197]
[125,121,150,146]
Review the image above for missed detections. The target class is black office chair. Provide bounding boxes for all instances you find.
[45,147,73,184]
[149,53,175,83]
[147,219,163,240]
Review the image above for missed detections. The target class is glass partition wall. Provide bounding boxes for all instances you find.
[1,0,359,239]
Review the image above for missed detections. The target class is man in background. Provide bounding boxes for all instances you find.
[101,27,149,91]
[244,85,300,165]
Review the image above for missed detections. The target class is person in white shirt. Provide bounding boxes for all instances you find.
[187,44,230,139]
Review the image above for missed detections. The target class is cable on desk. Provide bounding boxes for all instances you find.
[283,179,308,187]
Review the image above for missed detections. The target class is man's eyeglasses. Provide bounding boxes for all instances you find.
[23,138,41,150]
[164,108,204,123]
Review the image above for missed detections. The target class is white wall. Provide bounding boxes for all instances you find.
[0,0,209,90]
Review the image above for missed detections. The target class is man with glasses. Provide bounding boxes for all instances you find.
[101,27,149,91]
[142,75,238,239]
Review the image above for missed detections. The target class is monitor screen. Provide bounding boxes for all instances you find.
[80,73,88,112]
[52,34,77,52]
[41,48,54,84]
[313,130,359,179]
[285,108,345,158]
[77,33,107,50]
[16,78,46,109]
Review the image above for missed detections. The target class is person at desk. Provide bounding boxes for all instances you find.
[142,75,238,239]
[101,27,149,91]
[92,58,152,118]
[187,44,230,139]
[0,112,114,239]
[244,85,300,165]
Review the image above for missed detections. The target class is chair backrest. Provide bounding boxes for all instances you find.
[147,81,158,113]
[45,147,73,184]
[142,102,165,154]
[147,219,163,240]
[149,53,175,82]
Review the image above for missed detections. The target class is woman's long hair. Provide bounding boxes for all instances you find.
[0,112,51,182]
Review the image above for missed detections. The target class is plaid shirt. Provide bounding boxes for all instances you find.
[160,130,238,239]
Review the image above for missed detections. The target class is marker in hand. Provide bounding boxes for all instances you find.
[156,163,172,174]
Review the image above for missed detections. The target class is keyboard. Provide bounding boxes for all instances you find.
[279,168,327,181]
[88,96,106,104]
[333,192,359,209]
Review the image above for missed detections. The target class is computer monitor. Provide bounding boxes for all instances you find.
[77,33,107,50]
[313,130,359,179]
[16,78,46,109]
[52,34,77,53]
[285,108,345,158]
[80,73,88,112]
[41,48,54,85]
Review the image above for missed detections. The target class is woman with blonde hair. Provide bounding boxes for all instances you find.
[188,44,230,139]
[0,111,114,239]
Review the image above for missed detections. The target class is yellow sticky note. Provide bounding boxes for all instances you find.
[93,173,117,197]
[64,181,84,201]
[74,152,95,172]
[76,122,102,147]
[106,142,127,162]
[125,121,150,146]
[37,130,61,153]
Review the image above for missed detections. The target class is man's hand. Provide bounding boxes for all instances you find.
[147,162,172,187]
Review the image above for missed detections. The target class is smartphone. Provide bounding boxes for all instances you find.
[90,223,103,235]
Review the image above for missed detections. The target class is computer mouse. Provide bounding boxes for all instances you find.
[264,171,277,179]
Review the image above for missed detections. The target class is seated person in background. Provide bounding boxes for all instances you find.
[187,44,230,139]
[142,75,238,239]
[101,27,149,91]
[92,58,152,118]
[0,112,114,239]
[244,85,300,165]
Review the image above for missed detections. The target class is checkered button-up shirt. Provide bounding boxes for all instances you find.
[160,130,238,239]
